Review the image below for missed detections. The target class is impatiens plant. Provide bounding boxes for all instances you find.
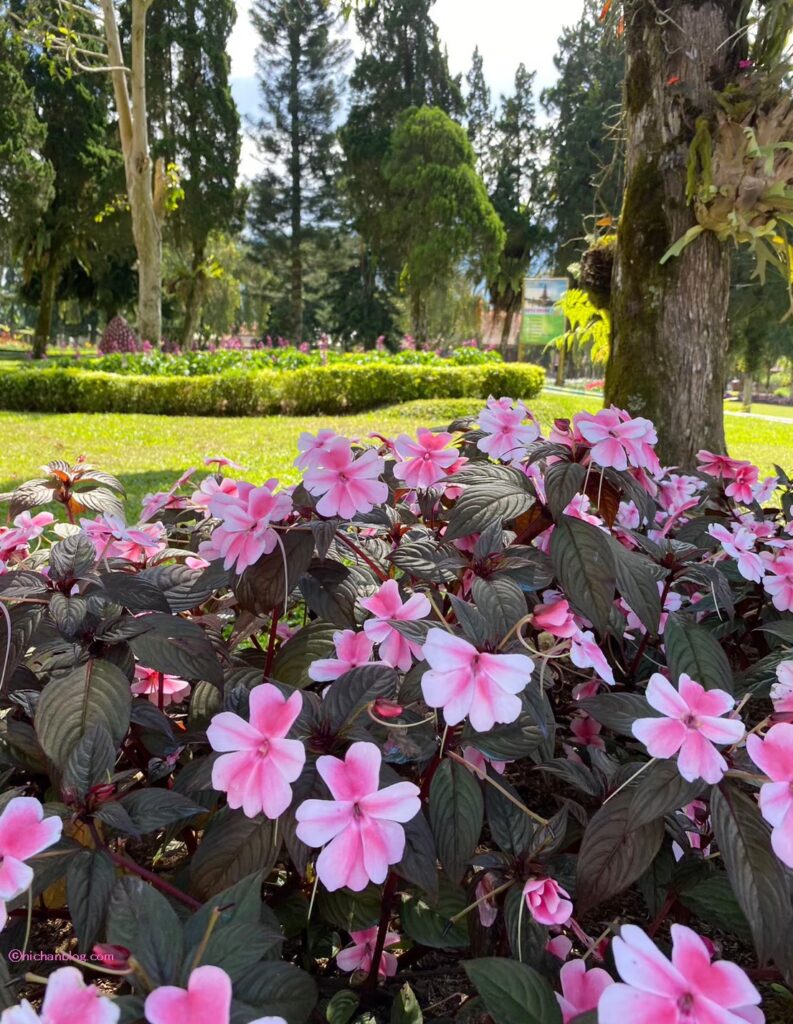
[2,399,793,1022]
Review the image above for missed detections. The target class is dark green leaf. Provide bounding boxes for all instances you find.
[236,531,315,616]
[463,958,562,1024]
[62,723,116,798]
[98,573,173,613]
[271,622,337,689]
[234,962,317,1024]
[106,877,184,986]
[664,614,733,693]
[119,789,204,833]
[190,809,280,899]
[550,516,616,635]
[544,461,586,519]
[67,849,115,951]
[395,810,438,901]
[628,760,706,829]
[49,533,96,581]
[400,879,469,949]
[129,613,223,685]
[579,692,657,736]
[485,775,534,857]
[327,990,359,1024]
[429,760,483,885]
[471,576,527,641]
[609,540,664,634]
[391,983,422,1024]
[322,663,399,730]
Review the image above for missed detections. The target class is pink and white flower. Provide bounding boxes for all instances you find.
[0,966,119,1024]
[771,661,793,715]
[476,397,540,462]
[308,630,374,682]
[522,877,572,926]
[556,959,614,1023]
[144,965,284,1024]
[0,797,62,930]
[762,553,793,612]
[697,450,747,480]
[570,630,614,685]
[130,666,191,706]
[393,428,458,489]
[631,674,744,784]
[421,629,534,732]
[294,430,341,472]
[295,742,420,891]
[746,723,793,868]
[531,598,577,638]
[574,408,656,472]
[725,463,760,505]
[191,475,238,508]
[302,441,387,519]
[81,516,165,563]
[336,926,400,979]
[360,580,430,671]
[199,481,292,573]
[598,923,763,1024]
[207,684,305,819]
[708,523,765,583]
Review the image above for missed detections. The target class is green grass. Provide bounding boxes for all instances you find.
[1,393,791,517]
[724,400,793,420]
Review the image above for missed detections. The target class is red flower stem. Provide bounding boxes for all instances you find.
[263,608,280,680]
[157,671,165,712]
[87,820,200,910]
[647,890,678,938]
[362,870,400,995]
[335,532,388,582]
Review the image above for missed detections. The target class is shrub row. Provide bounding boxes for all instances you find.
[0,362,545,417]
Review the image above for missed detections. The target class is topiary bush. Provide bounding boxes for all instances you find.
[1,399,792,1022]
[99,315,141,354]
[0,363,545,417]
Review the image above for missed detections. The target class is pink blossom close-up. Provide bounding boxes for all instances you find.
[570,629,614,685]
[199,480,292,573]
[421,628,534,731]
[207,683,305,819]
[130,665,191,706]
[708,523,765,583]
[0,966,119,1024]
[598,923,764,1024]
[0,797,62,930]
[556,958,614,1023]
[771,660,793,715]
[476,396,540,462]
[522,876,573,926]
[531,597,577,638]
[336,926,400,979]
[360,579,430,671]
[632,673,744,784]
[293,429,341,471]
[302,441,387,518]
[574,407,656,471]
[144,965,285,1024]
[762,552,793,613]
[746,722,793,868]
[308,629,374,682]
[392,427,458,489]
[295,741,420,891]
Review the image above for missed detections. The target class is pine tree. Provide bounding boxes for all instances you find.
[465,47,494,175]
[249,0,349,343]
[542,0,624,274]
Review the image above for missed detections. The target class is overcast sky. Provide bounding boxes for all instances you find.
[228,0,588,179]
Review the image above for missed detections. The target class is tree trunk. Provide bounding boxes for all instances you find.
[288,27,303,345]
[493,282,523,362]
[180,243,208,349]
[555,340,567,387]
[606,1,742,466]
[32,260,59,360]
[742,374,753,412]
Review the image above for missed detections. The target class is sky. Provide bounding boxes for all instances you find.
[228,0,588,180]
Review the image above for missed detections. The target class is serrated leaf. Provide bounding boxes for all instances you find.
[271,622,337,689]
[139,560,231,612]
[298,560,363,627]
[62,723,116,798]
[67,849,115,951]
[544,461,586,518]
[98,573,173,614]
[190,809,279,899]
[119,789,204,833]
[322,663,399,729]
[234,961,317,1024]
[236,531,315,616]
[550,516,616,635]
[129,613,222,685]
[400,879,469,949]
[429,760,483,885]
[710,782,792,964]
[106,876,184,986]
[445,482,533,542]
[576,787,665,913]
[627,759,706,829]
[35,660,131,769]
[49,533,96,582]
[463,958,562,1024]
[485,774,534,857]
[471,576,527,642]
[664,614,733,693]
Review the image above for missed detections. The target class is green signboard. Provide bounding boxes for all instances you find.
[519,277,567,352]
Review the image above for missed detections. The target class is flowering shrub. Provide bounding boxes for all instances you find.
[1,399,793,1022]
[98,317,141,355]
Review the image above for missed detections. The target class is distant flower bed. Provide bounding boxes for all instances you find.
[39,344,503,377]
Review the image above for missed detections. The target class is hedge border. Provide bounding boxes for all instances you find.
[0,363,546,417]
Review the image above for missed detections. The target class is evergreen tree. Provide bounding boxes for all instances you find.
[488,64,548,355]
[542,0,624,274]
[465,46,494,175]
[249,0,349,343]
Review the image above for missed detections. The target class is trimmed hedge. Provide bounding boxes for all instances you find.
[0,363,545,417]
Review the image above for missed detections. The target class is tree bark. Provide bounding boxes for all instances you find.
[32,260,59,360]
[606,1,743,466]
[493,281,523,362]
[180,242,207,349]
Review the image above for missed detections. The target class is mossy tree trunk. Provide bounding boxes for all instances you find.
[606,0,743,466]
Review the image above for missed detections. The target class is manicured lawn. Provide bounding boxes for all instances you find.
[725,400,793,420]
[1,393,791,517]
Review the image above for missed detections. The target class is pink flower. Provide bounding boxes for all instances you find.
[0,966,119,1024]
[658,474,703,516]
[616,500,641,530]
[598,923,763,1024]
[725,463,760,505]
[461,745,507,776]
[336,926,400,978]
[696,450,747,480]
[563,493,603,527]
[308,630,374,682]
[130,666,191,706]
[7,511,54,548]
[474,872,501,927]
[575,408,656,471]
[763,553,793,612]
[295,742,420,891]
[476,396,540,462]
[199,481,292,573]
[632,674,744,784]
[302,441,387,519]
[360,580,430,671]
[556,959,614,1023]
[522,877,573,926]
[771,661,793,714]
[753,476,778,504]
[144,965,284,1024]
[0,797,62,930]
[547,935,574,961]
[570,714,604,749]
[207,684,305,819]
[393,428,458,489]
[570,630,614,685]
[747,723,793,868]
[191,475,238,508]
[81,516,165,563]
[294,429,341,471]
[421,629,534,731]
[531,598,577,638]
[708,523,765,583]
[203,455,244,470]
